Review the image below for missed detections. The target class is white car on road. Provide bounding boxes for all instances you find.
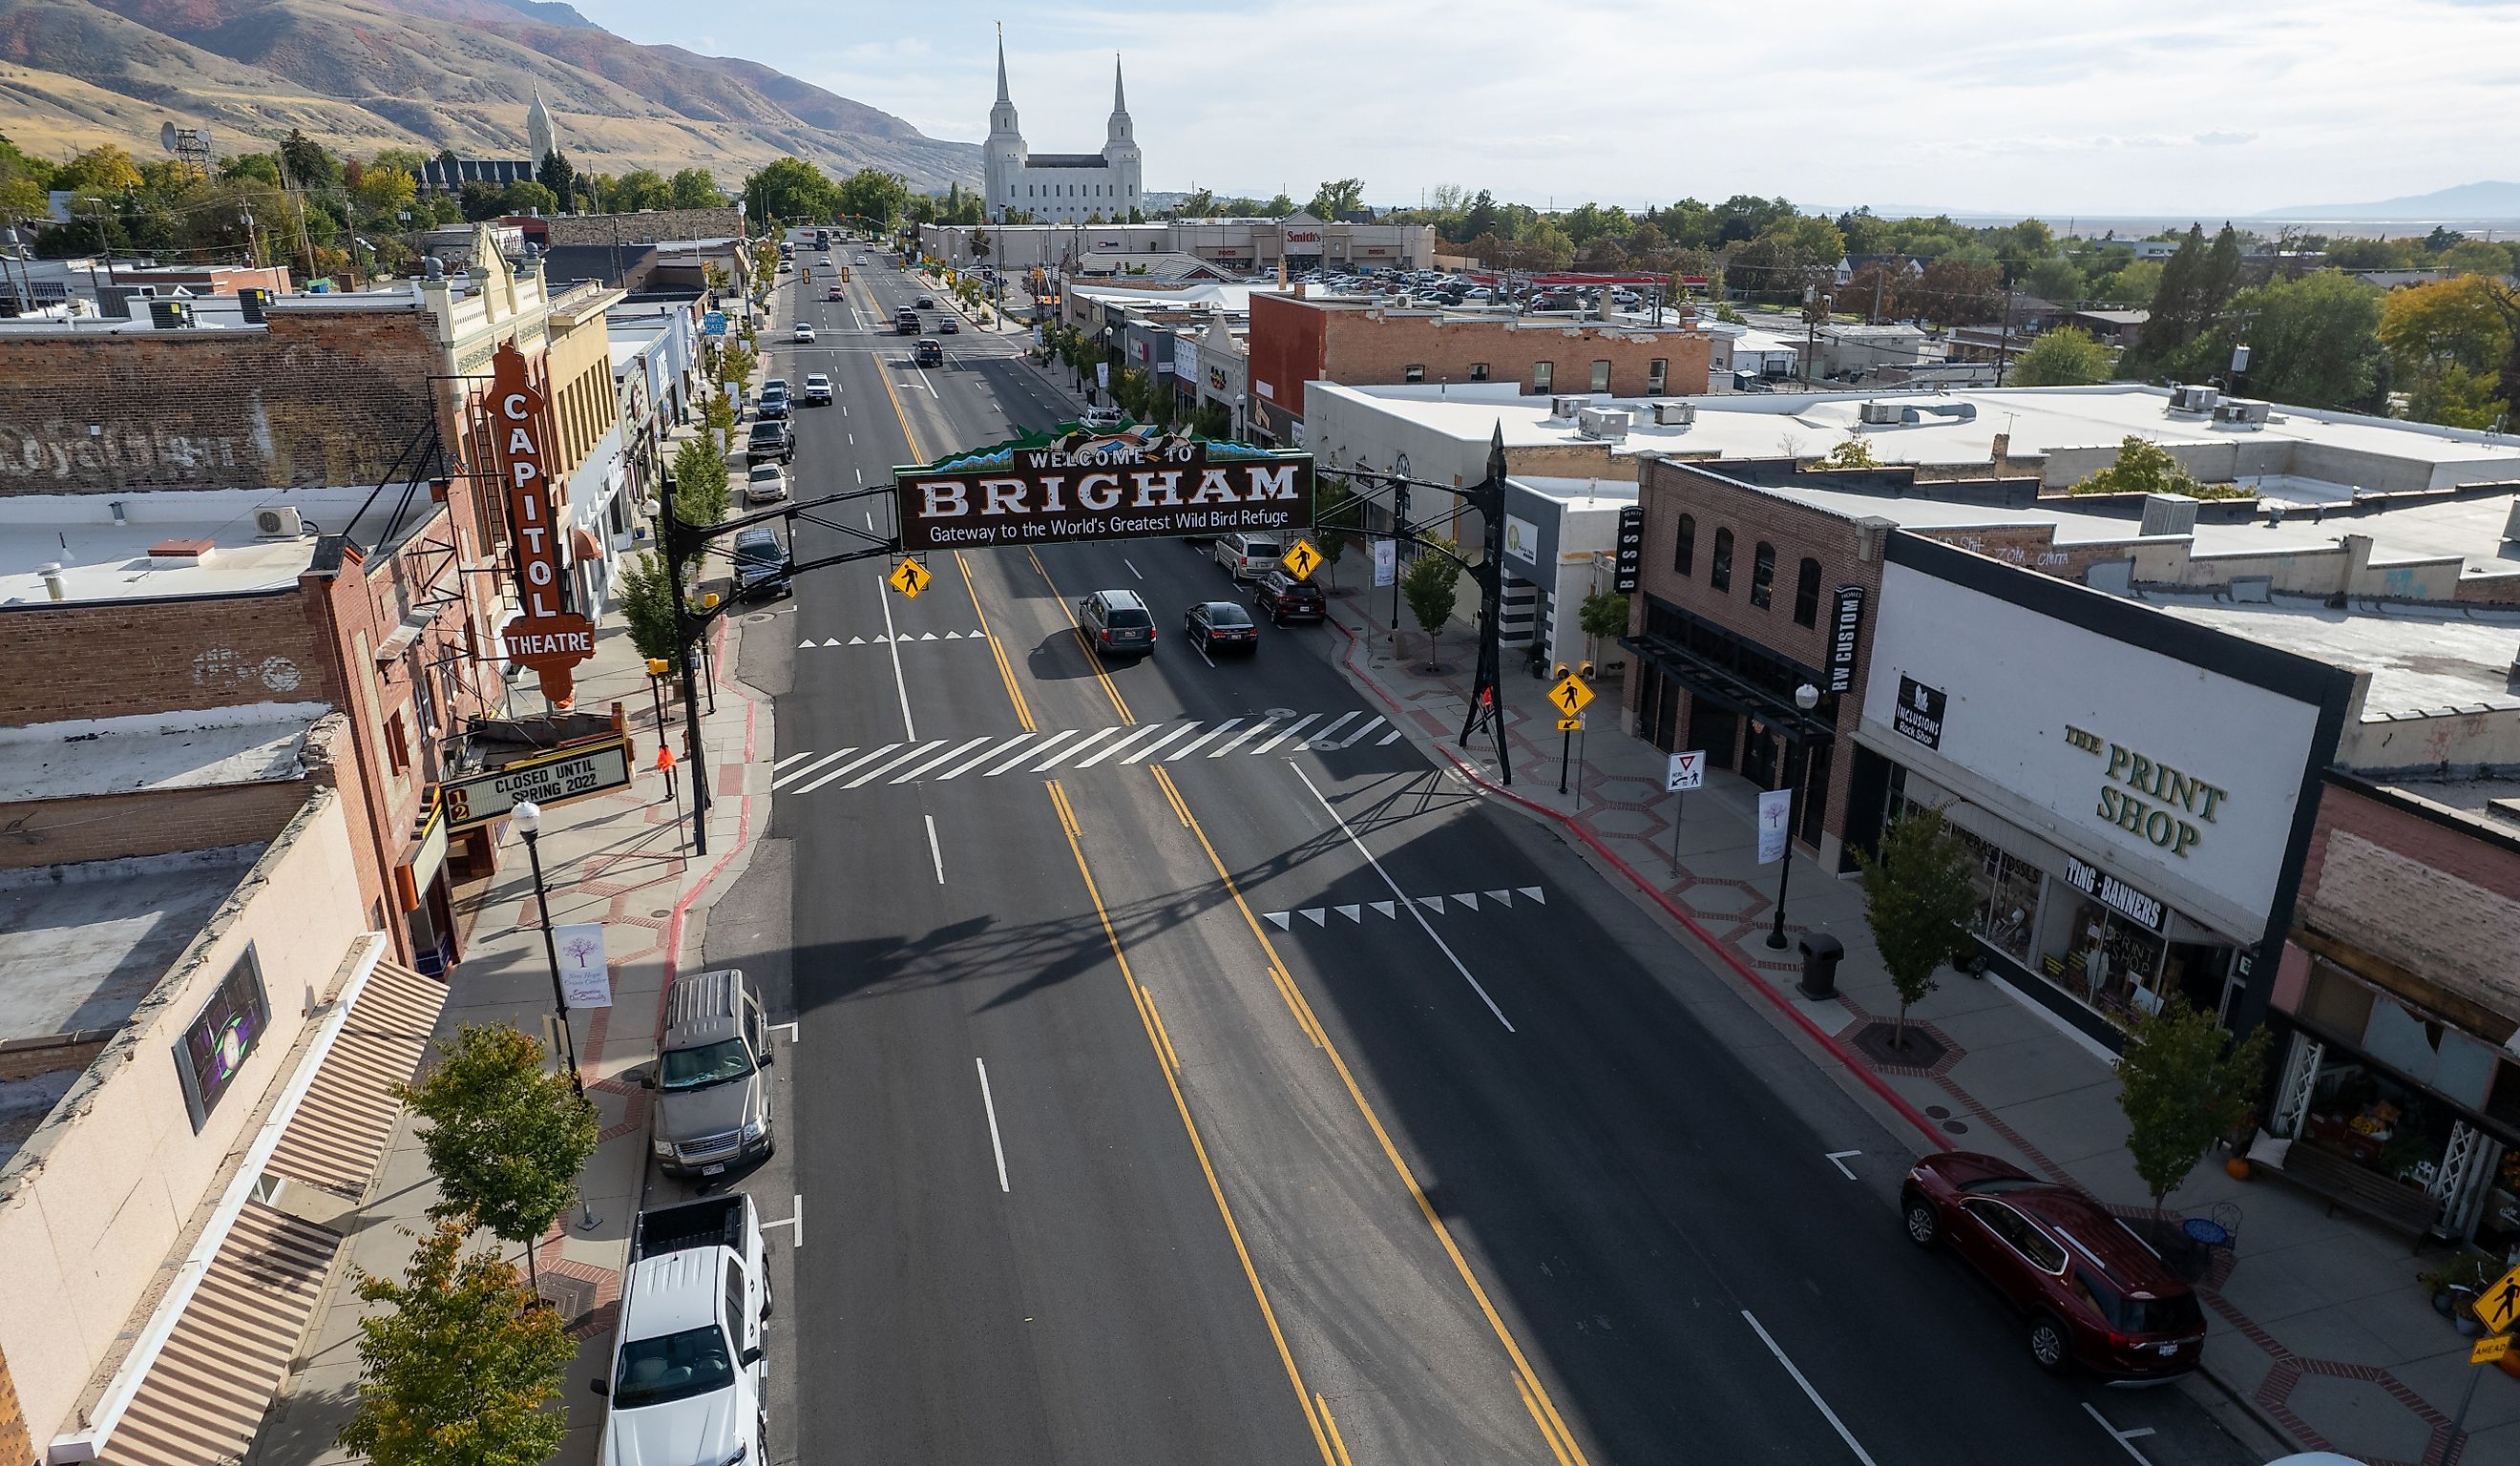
[745,462,789,505]
[792,322,816,343]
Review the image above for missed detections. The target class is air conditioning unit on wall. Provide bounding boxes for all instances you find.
[253,506,304,538]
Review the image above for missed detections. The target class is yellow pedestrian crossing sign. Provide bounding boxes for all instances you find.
[1548,674,1595,718]
[1557,716,1583,732]
[1281,537,1322,581]
[888,558,933,599]
[2477,1262,2520,1335]
[2472,1332,2512,1367]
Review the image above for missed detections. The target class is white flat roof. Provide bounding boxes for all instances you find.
[0,846,262,1047]
[0,702,325,803]
[0,486,422,604]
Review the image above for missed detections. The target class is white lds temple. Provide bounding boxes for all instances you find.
[982,31,1144,224]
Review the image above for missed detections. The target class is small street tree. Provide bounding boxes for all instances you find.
[2069,435,2204,497]
[2116,995,2271,1212]
[720,340,758,405]
[339,1218,575,1466]
[619,552,682,673]
[2008,325,2115,387]
[1816,433,1880,469]
[671,436,730,527]
[1853,806,1979,1049]
[1400,542,1459,671]
[1307,476,1352,589]
[400,1024,598,1295]
[1576,589,1630,665]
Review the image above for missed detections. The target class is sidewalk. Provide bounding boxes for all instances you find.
[1318,583,2517,1466]
[249,606,773,1465]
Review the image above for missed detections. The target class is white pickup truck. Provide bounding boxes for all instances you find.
[593,1194,770,1466]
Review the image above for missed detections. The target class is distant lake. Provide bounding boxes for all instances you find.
[1936,213,2520,241]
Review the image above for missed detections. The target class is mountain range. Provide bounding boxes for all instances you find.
[0,0,980,188]
[2261,180,2520,220]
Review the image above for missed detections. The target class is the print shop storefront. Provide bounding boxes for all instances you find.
[1854,535,2353,1048]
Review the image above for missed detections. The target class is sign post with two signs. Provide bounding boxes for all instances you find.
[2452,1262,2520,1437]
[1549,673,1595,799]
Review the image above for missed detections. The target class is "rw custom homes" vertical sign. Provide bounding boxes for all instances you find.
[491,342,596,706]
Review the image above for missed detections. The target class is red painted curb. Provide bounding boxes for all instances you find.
[1327,604,1953,1154]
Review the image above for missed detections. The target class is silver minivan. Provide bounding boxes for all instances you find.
[1214,532,1283,580]
[644,968,774,1179]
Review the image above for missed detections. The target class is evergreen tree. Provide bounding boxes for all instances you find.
[536,151,575,213]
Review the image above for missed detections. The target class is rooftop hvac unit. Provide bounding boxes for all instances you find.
[147,299,195,330]
[2214,399,2272,427]
[1858,400,1901,426]
[253,505,304,538]
[1550,395,1586,419]
[1652,401,1696,427]
[2167,384,2220,414]
[1577,408,1630,440]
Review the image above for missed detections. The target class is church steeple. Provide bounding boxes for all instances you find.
[527,88,556,165]
[1106,53,1131,145]
[989,24,1018,136]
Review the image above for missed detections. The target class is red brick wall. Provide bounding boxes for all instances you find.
[0,593,334,727]
[1624,459,1888,850]
[0,781,309,870]
[0,306,442,496]
[1248,293,1328,422]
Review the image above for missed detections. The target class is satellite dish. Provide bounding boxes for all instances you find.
[160,121,178,153]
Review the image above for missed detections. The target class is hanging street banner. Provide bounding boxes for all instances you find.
[1374,539,1396,587]
[554,922,613,1009]
[1756,787,1794,863]
[895,427,1312,552]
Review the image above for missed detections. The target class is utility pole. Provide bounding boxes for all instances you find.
[1996,285,2018,387]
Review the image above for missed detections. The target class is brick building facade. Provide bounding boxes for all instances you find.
[1622,456,1894,872]
[1246,291,1712,446]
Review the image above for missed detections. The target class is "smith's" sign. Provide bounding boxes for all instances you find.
[896,429,1312,552]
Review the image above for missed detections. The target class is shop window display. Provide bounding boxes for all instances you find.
[1957,827,2040,965]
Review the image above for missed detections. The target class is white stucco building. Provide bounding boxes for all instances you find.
[984,31,1144,224]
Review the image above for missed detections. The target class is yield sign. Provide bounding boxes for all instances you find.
[2477,1262,2520,1335]
[888,558,934,599]
[1548,673,1594,717]
[1666,749,1705,792]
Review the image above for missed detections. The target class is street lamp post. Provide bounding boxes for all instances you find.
[512,801,585,1097]
[1764,682,1824,951]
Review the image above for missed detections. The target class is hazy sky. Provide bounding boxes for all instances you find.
[569,0,2520,216]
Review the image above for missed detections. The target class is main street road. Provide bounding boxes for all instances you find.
[745,237,2261,1466]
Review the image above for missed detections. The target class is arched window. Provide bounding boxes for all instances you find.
[1794,557,1823,627]
[1711,528,1734,593]
[1750,541,1776,609]
[1673,514,1696,576]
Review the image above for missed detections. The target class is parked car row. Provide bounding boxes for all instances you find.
[1078,563,1326,663]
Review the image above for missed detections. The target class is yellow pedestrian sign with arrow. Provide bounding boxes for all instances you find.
[1281,537,1322,582]
[1557,716,1583,732]
[888,558,933,599]
[2477,1262,2520,1335]
[1549,673,1595,718]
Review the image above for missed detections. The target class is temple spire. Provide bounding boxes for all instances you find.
[996,24,1011,106]
[1112,53,1126,115]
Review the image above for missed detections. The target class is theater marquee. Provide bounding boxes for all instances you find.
[894,427,1312,552]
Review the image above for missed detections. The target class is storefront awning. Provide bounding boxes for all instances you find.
[265,959,447,1199]
[98,1203,339,1466]
[1622,631,1835,743]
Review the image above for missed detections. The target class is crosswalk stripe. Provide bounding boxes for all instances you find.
[790,745,898,794]
[771,748,856,789]
[1335,715,1386,748]
[1302,909,1326,927]
[822,638,843,647]
[891,736,994,783]
[843,741,948,788]
[920,631,938,640]
[1335,905,1361,922]
[1454,892,1479,911]
[1078,722,1176,766]
[1208,716,1276,757]
[1302,711,1359,749]
[989,728,1076,774]
[1418,896,1444,914]
[1250,713,1319,755]
[1037,726,1122,769]
[934,733,1032,780]
[797,638,814,649]
[1486,890,1512,905]
[1265,911,1291,931]
[1520,886,1544,904]
[849,636,867,645]
[1371,900,1396,918]
[1164,719,1241,759]
[1123,723,1205,763]
[772,749,822,772]
[1378,729,1403,745]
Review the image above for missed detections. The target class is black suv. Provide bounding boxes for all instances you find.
[746,419,794,464]
[1253,571,1326,624]
[732,526,790,599]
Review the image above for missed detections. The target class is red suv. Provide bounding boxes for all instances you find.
[1253,571,1326,625]
[1901,1152,2205,1382]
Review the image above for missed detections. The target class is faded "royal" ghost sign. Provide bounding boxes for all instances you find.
[491,343,596,706]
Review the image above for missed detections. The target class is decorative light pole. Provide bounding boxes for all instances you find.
[1765,682,1824,950]
[511,801,585,1097]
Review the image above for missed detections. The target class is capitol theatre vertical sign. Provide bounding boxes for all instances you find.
[493,342,596,706]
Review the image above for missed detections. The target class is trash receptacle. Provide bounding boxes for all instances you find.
[1797,932,1845,1000]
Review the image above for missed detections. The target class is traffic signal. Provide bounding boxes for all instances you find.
[1578,660,1596,681]
[1553,661,1571,681]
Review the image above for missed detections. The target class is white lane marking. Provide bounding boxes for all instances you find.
[1165,719,1241,759]
[1075,722,1176,767]
[1250,713,1320,755]
[1825,1151,1861,1180]
[1292,764,1513,1032]
[1122,723,1205,763]
[934,733,1034,780]
[842,740,947,788]
[2081,1405,2158,1465]
[991,727,1079,773]
[976,1058,1010,1193]
[925,814,946,884]
[866,511,874,530]
[892,735,994,784]
[1741,1310,1879,1466]
[760,1194,804,1246]
[1037,726,1123,769]
[1208,716,1276,757]
[790,745,899,794]
[1192,637,1217,669]
[1301,710,1359,749]
[772,749,822,772]
[1334,715,1387,748]
[915,365,938,396]
[875,575,917,742]
[771,748,857,789]
[1378,729,1403,745]
[1126,558,1143,579]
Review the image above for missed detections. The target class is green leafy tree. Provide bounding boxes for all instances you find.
[673,434,730,526]
[1576,589,1630,664]
[668,167,724,209]
[2069,435,2205,497]
[613,168,673,213]
[338,1218,575,1466]
[57,143,144,195]
[745,156,836,222]
[353,165,419,221]
[1817,433,1880,469]
[2009,325,2115,387]
[536,151,574,212]
[1307,178,1366,220]
[278,129,341,190]
[2115,995,2271,1211]
[1308,475,1354,587]
[499,179,556,216]
[619,552,684,670]
[720,340,758,404]
[1400,542,1459,671]
[2218,270,2384,410]
[701,388,738,453]
[1854,806,1980,1049]
[399,1025,597,1293]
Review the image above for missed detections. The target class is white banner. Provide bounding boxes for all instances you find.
[554,922,612,1009]
[1373,539,1396,588]
[1095,361,1110,390]
[1755,789,1794,864]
